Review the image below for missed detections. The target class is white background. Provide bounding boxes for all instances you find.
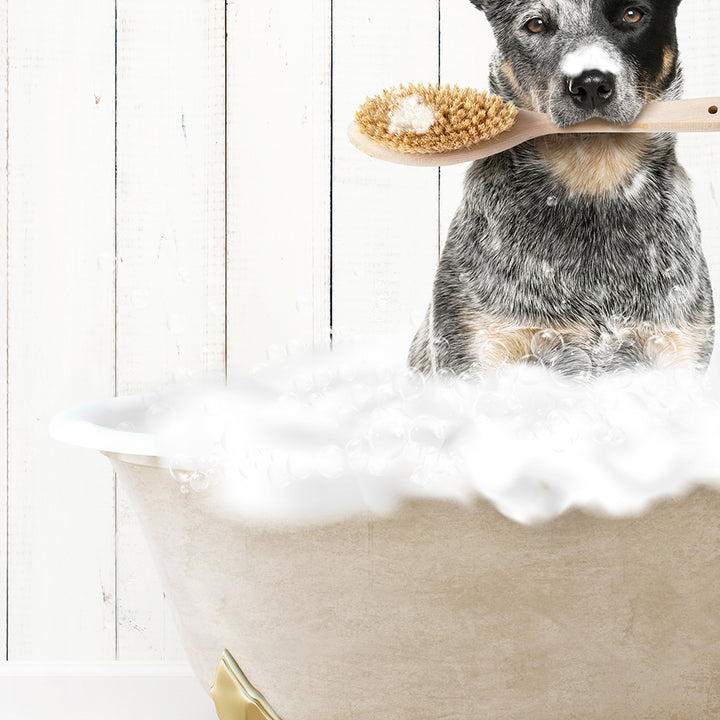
[0,0,718,717]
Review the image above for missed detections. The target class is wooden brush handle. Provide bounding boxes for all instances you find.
[563,97,720,134]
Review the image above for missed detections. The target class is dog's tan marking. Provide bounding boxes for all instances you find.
[536,133,650,197]
[643,46,677,101]
[500,59,533,108]
[463,312,711,370]
[632,322,711,368]
[660,46,676,84]
[462,312,594,368]
[598,320,711,368]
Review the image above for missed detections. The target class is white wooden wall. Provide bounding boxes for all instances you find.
[0,0,718,683]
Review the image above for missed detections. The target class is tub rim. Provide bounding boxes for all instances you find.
[49,394,164,459]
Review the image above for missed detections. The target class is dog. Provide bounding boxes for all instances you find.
[408,0,714,377]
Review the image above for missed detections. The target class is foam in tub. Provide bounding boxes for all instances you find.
[147,344,720,526]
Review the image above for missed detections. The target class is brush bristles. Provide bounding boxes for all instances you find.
[355,83,518,154]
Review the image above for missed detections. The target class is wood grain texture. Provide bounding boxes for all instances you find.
[115,0,226,660]
[331,0,441,350]
[5,0,116,660]
[439,0,496,250]
[676,1,720,372]
[226,0,331,374]
[0,0,8,663]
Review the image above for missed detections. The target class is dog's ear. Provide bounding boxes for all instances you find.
[469,0,501,13]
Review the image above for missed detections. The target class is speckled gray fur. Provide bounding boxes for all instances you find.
[408,0,714,375]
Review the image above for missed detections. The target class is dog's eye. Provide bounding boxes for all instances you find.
[525,17,546,33]
[622,8,644,24]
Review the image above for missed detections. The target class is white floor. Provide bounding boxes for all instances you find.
[0,663,217,720]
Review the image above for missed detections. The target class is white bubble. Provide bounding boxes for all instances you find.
[169,461,192,485]
[475,336,511,366]
[189,470,211,492]
[408,415,446,451]
[367,455,387,477]
[667,285,691,306]
[317,445,345,479]
[368,413,407,459]
[287,451,313,481]
[268,452,291,488]
[345,438,368,473]
[530,328,564,357]
[645,334,677,363]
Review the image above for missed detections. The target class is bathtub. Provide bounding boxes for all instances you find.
[50,390,720,719]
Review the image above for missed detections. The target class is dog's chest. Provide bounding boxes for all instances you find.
[534,134,650,197]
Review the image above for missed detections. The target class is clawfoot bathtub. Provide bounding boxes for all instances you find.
[50,392,720,719]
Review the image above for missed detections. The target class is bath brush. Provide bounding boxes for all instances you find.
[349,83,720,166]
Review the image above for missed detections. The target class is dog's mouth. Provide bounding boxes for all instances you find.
[545,77,645,129]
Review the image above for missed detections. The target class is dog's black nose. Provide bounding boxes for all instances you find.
[567,70,615,110]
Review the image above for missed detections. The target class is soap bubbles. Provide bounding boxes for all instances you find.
[150,338,720,525]
[530,328,564,357]
[368,409,407,460]
[316,445,346,480]
[644,333,677,365]
[168,454,220,495]
[286,451,314,482]
[667,285,691,307]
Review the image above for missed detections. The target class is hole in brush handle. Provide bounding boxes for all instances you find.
[709,105,718,115]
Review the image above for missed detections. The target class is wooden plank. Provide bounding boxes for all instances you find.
[115,0,226,660]
[676,1,720,377]
[439,0,495,250]
[226,0,332,374]
[6,0,116,660]
[0,0,8,663]
[332,0,440,351]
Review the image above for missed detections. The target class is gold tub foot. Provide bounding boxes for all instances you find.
[211,650,283,720]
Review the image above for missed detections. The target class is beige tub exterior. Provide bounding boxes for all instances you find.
[107,451,720,720]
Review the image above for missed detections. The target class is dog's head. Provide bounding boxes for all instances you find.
[470,0,684,127]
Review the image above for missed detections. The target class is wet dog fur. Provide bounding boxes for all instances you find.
[408,0,714,376]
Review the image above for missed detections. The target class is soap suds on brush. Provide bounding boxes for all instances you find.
[387,94,436,134]
[148,341,720,526]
